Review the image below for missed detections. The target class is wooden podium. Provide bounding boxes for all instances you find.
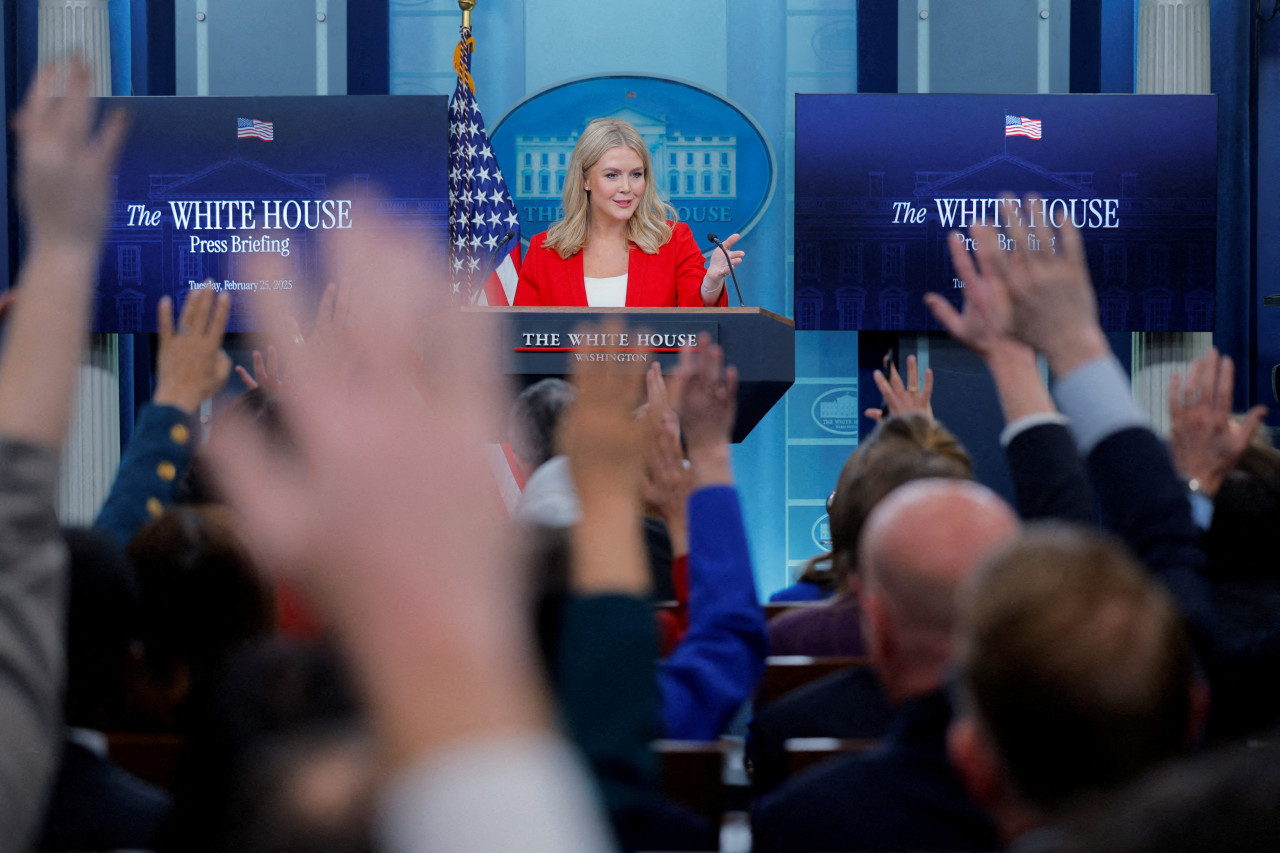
[457,306,795,443]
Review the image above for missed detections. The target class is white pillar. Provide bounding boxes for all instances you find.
[37,0,112,95]
[37,0,121,524]
[1132,0,1213,435]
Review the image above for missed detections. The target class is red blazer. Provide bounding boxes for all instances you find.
[513,221,728,307]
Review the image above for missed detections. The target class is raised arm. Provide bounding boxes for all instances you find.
[660,336,767,740]
[1168,346,1268,501]
[0,60,127,849]
[95,288,231,544]
[863,354,934,423]
[933,224,1093,523]
[0,63,127,445]
[208,215,614,853]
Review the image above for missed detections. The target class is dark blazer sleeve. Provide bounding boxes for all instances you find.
[94,403,197,546]
[1003,422,1095,524]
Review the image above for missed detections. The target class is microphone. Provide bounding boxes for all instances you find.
[706,233,744,306]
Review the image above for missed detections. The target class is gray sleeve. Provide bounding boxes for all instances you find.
[0,438,66,849]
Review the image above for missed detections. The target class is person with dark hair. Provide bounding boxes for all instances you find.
[511,378,580,529]
[768,411,973,659]
[161,638,375,853]
[127,504,277,730]
[509,377,576,476]
[752,478,1017,852]
[749,411,973,794]
[948,524,1200,847]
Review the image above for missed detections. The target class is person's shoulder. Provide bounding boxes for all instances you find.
[527,230,551,251]
[756,748,877,824]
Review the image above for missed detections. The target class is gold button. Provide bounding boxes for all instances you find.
[146,497,163,518]
[157,461,177,482]
[170,423,190,445]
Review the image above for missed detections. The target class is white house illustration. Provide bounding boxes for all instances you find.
[514,106,737,201]
[818,392,858,420]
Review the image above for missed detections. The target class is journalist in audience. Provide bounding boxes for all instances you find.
[948,524,1201,849]
[752,477,1018,852]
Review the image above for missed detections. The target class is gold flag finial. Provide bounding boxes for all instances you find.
[459,0,475,29]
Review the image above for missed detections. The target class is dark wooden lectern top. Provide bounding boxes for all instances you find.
[456,306,795,443]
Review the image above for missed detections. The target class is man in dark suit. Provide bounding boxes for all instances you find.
[947,525,1201,849]
[751,478,1018,852]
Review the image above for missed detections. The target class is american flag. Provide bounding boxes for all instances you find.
[237,117,274,141]
[449,27,520,305]
[1005,114,1042,139]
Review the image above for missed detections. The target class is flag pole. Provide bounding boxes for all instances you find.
[459,0,475,29]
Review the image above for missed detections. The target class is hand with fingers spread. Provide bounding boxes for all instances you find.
[1,60,129,446]
[929,232,1057,426]
[963,196,1109,376]
[929,231,1020,361]
[703,233,745,305]
[13,60,128,258]
[153,288,233,413]
[865,355,933,422]
[235,345,290,395]
[672,335,737,486]
[1169,347,1269,497]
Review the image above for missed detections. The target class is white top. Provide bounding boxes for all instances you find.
[379,733,617,853]
[584,273,628,307]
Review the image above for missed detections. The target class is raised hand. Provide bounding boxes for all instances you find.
[705,233,745,283]
[235,345,290,395]
[672,334,737,486]
[0,60,129,446]
[929,231,1055,425]
[154,288,232,413]
[928,230,1020,361]
[864,354,933,422]
[209,212,548,765]
[963,196,1109,376]
[1169,346,1268,497]
[13,60,128,256]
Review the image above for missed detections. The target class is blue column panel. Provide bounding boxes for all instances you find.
[524,0,727,94]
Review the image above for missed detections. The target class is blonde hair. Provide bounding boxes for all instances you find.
[543,118,677,258]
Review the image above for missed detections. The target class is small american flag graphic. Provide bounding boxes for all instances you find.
[1005,115,1042,139]
[237,118,274,141]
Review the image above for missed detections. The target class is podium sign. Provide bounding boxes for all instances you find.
[457,306,795,443]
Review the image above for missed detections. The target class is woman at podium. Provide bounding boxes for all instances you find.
[513,118,743,308]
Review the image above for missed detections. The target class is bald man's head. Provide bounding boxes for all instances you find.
[857,478,1020,700]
